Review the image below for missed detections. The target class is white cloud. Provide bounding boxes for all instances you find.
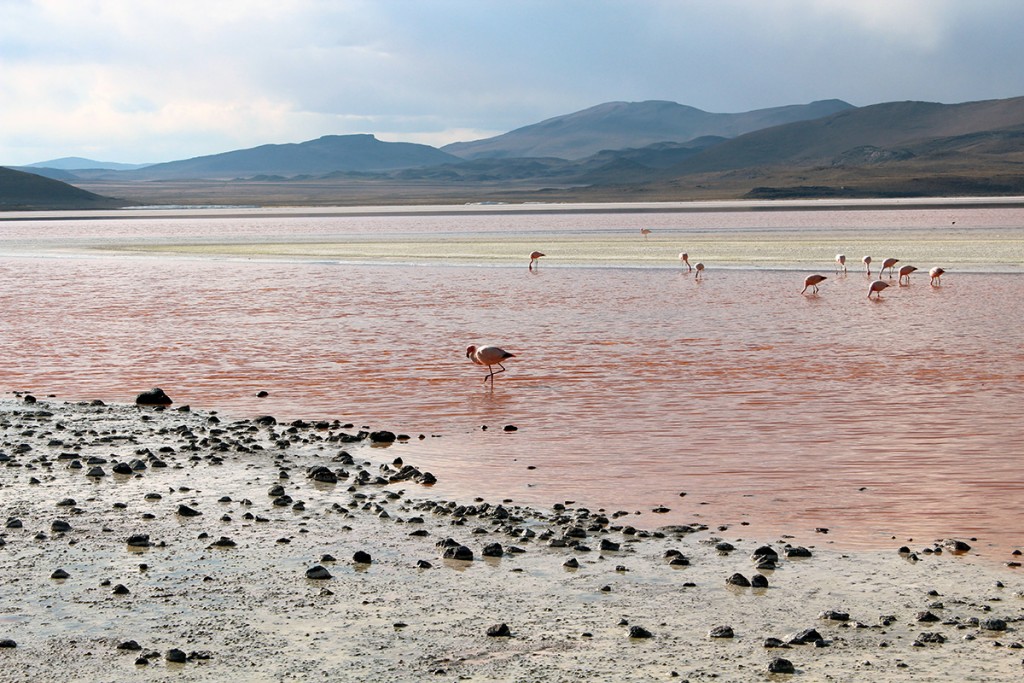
[1,0,1022,164]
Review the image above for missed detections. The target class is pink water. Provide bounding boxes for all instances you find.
[2,204,1023,553]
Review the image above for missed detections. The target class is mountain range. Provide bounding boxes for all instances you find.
[4,95,1024,208]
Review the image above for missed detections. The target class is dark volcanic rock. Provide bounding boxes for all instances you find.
[305,565,332,580]
[0,639,15,648]
[443,545,473,561]
[352,551,372,564]
[751,574,769,588]
[726,573,751,587]
[789,628,824,645]
[176,504,202,517]
[165,648,187,663]
[136,388,173,406]
[628,626,653,639]
[767,657,795,674]
[369,430,396,444]
[709,625,734,639]
[486,623,511,637]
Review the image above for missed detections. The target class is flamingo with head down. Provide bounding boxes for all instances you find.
[529,251,545,269]
[679,252,692,272]
[881,257,900,278]
[863,255,872,275]
[802,274,827,294]
[929,267,945,285]
[466,345,515,385]
[898,264,917,285]
[835,254,847,273]
[868,280,890,299]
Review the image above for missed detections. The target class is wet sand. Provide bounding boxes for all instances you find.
[1,394,1022,682]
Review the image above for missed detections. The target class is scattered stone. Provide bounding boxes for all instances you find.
[165,648,187,663]
[486,623,511,637]
[981,618,1008,632]
[789,628,824,645]
[442,545,473,561]
[117,640,142,651]
[628,626,653,639]
[126,534,151,548]
[916,611,941,623]
[709,625,734,639]
[0,639,16,648]
[767,657,795,674]
[136,388,173,406]
[176,504,202,517]
[306,565,332,580]
[353,551,372,564]
[820,610,850,622]
[751,574,769,588]
[51,569,70,579]
[727,573,751,587]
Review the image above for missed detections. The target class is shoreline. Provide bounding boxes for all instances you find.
[4,195,1024,222]
[2,395,1022,681]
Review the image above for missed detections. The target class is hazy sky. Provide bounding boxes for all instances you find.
[2,0,1023,165]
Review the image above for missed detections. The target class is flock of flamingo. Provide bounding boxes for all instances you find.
[804,253,946,299]
[470,230,949,383]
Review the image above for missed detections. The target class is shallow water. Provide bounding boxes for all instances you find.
[2,202,1023,552]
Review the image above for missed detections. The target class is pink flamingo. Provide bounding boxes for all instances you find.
[863,255,872,276]
[529,251,545,270]
[679,252,692,272]
[466,345,515,384]
[835,254,847,273]
[640,228,652,240]
[868,280,890,299]
[881,257,899,278]
[929,267,945,285]
[802,274,827,294]
[694,262,705,280]
[898,265,917,285]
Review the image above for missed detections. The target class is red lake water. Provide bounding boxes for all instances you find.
[2,201,1023,554]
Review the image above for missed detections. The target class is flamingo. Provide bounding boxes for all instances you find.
[694,262,705,280]
[881,257,899,278]
[802,274,827,294]
[863,255,872,276]
[466,345,515,385]
[529,251,545,270]
[835,254,847,273]
[679,252,692,272]
[898,264,917,285]
[640,228,652,240]
[868,280,890,299]
[929,267,945,285]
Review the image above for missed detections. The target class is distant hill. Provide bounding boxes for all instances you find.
[662,96,1024,175]
[0,167,127,210]
[441,99,854,160]
[124,134,461,180]
[25,156,151,171]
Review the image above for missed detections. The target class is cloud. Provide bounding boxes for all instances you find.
[1,0,1022,165]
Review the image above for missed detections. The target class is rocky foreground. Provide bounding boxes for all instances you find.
[1,395,1022,682]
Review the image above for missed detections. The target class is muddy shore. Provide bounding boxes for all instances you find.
[1,395,1022,682]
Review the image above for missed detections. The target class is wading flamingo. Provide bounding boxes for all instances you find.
[863,255,872,276]
[802,274,827,294]
[694,262,705,280]
[929,267,945,285]
[466,345,515,385]
[529,251,545,269]
[835,254,847,273]
[868,280,890,299]
[898,264,917,285]
[640,228,652,240]
[881,257,899,278]
[679,252,692,272]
